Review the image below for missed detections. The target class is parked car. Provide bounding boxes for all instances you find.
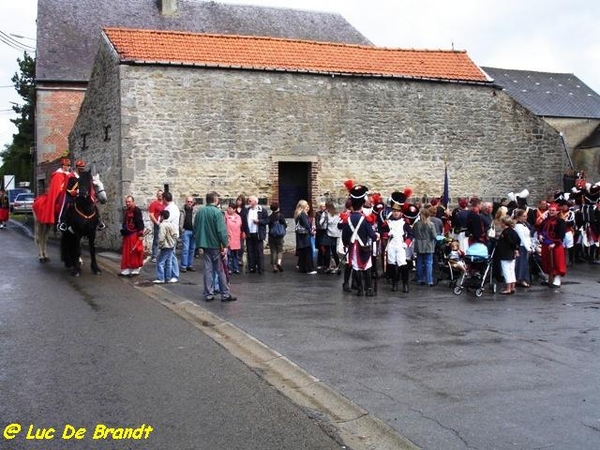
[8,188,31,212]
[12,192,35,214]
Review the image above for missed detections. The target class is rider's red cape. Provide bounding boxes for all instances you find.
[33,171,71,224]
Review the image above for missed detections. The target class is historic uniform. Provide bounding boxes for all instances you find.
[120,196,145,276]
[539,203,567,287]
[384,199,413,293]
[341,182,378,296]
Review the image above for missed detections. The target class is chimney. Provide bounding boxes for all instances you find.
[158,0,178,15]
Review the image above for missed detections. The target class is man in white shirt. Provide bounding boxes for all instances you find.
[241,195,268,274]
[163,191,180,282]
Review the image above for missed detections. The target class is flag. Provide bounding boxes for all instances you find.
[441,164,449,208]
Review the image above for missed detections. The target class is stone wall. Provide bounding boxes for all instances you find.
[69,42,123,250]
[70,43,565,250]
[545,117,600,179]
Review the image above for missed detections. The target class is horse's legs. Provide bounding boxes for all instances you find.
[35,221,50,262]
[89,233,101,274]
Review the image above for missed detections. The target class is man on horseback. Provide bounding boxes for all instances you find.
[60,159,106,231]
[34,157,72,226]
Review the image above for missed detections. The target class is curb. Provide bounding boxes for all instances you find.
[97,253,420,450]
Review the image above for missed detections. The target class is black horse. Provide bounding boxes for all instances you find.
[60,170,107,276]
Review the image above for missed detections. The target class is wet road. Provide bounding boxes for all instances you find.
[5,218,600,449]
[0,225,343,450]
[163,249,600,449]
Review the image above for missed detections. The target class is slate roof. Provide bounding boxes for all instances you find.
[36,0,372,82]
[482,67,600,119]
[103,28,489,83]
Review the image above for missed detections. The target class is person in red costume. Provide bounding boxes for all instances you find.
[538,203,567,287]
[120,195,145,276]
[33,158,72,225]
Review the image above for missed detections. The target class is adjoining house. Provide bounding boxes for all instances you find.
[35,0,371,191]
[68,27,565,250]
[482,67,600,181]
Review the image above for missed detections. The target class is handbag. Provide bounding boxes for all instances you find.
[487,225,496,239]
[295,222,309,235]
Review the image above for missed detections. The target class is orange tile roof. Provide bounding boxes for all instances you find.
[103,28,490,83]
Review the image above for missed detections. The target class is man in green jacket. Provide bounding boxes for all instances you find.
[194,191,237,302]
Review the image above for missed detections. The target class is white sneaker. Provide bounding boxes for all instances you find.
[307,271,317,275]
[152,279,164,284]
[130,267,141,275]
[169,278,178,283]
[552,275,561,287]
[120,269,131,276]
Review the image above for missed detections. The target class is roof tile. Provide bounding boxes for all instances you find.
[104,28,489,83]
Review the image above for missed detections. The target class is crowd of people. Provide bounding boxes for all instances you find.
[117,178,600,302]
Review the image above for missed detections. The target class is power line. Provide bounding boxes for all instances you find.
[0,31,36,50]
[0,31,35,52]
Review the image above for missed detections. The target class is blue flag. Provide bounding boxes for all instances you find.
[442,165,449,207]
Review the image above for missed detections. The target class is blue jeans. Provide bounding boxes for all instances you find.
[416,253,433,285]
[181,229,195,268]
[156,247,173,281]
[203,248,230,298]
[228,249,239,272]
[151,223,160,258]
[170,251,180,280]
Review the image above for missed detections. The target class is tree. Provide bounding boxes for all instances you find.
[0,52,35,187]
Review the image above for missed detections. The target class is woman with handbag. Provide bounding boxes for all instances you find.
[294,200,316,274]
[268,202,287,273]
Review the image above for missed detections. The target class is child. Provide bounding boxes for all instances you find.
[448,240,466,273]
[154,209,179,283]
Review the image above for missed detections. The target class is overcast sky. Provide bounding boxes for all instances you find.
[1,0,598,153]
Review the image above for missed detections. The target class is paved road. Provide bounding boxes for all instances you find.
[158,246,600,449]
[6,219,600,449]
[0,225,344,450]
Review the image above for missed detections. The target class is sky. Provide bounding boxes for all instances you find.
[1,0,599,153]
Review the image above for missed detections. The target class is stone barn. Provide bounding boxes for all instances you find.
[69,28,565,251]
[35,0,371,192]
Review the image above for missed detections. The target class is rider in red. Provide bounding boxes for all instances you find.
[34,158,72,225]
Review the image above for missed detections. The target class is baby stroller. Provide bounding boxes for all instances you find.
[453,243,497,297]
[433,236,459,288]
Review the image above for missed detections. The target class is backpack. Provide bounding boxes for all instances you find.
[269,219,286,238]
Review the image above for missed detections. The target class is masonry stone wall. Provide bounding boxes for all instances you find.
[71,46,565,251]
[69,43,123,250]
[545,117,600,179]
[121,66,563,198]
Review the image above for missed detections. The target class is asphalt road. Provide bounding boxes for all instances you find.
[161,244,600,450]
[4,219,600,449]
[0,225,344,450]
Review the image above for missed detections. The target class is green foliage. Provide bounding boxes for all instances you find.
[0,52,35,186]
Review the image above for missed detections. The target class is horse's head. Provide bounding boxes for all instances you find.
[77,170,107,205]
[92,173,107,205]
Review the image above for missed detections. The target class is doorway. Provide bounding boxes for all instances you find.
[278,162,310,217]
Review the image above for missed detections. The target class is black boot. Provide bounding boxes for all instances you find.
[400,265,409,293]
[343,265,353,292]
[390,265,398,291]
[365,271,374,297]
[356,271,364,296]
